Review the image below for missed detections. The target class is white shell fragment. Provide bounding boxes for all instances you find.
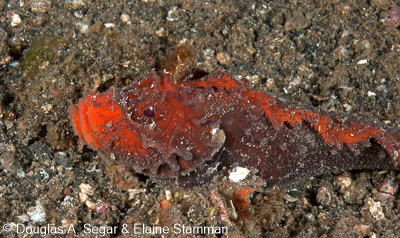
[229,167,250,182]
[27,201,46,223]
[79,183,94,195]
[357,59,368,65]
[367,198,385,220]
[120,13,130,24]
[11,14,22,27]
[104,23,116,28]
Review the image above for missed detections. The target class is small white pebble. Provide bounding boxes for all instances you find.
[165,190,172,200]
[266,78,275,88]
[216,52,231,65]
[166,7,179,21]
[343,103,352,111]
[85,200,96,210]
[179,38,188,45]
[156,27,168,37]
[61,195,75,207]
[245,75,260,85]
[337,173,352,189]
[11,14,21,27]
[74,11,83,18]
[76,22,89,34]
[104,23,116,28]
[367,198,385,220]
[27,201,46,223]
[128,188,146,200]
[79,192,89,202]
[229,167,250,182]
[41,104,53,113]
[79,183,94,195]
[121,61,131,67]
[357,59,368,65]
[16,169,25,178]
[284,194,298,202]
[110,153,116,160]
[367,91,376,97]
[121,13,130,23]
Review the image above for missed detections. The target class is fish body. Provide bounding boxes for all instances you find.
[70,71,400,187]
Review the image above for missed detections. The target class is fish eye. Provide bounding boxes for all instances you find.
[143,108,155,117]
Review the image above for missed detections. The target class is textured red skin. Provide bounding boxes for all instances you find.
[70,72,400,187]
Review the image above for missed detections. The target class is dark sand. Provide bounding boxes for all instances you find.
[1,0,400,237]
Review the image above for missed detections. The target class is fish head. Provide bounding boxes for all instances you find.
[70,72,226,177]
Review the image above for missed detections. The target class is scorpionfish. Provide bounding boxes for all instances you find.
[70,47,400,187]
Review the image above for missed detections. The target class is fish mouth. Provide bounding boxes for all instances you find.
[70,90,123,149]
[70,96,104,148]
[70,104,89,145]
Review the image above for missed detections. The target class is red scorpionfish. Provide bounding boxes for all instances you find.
[70,46,400,187]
